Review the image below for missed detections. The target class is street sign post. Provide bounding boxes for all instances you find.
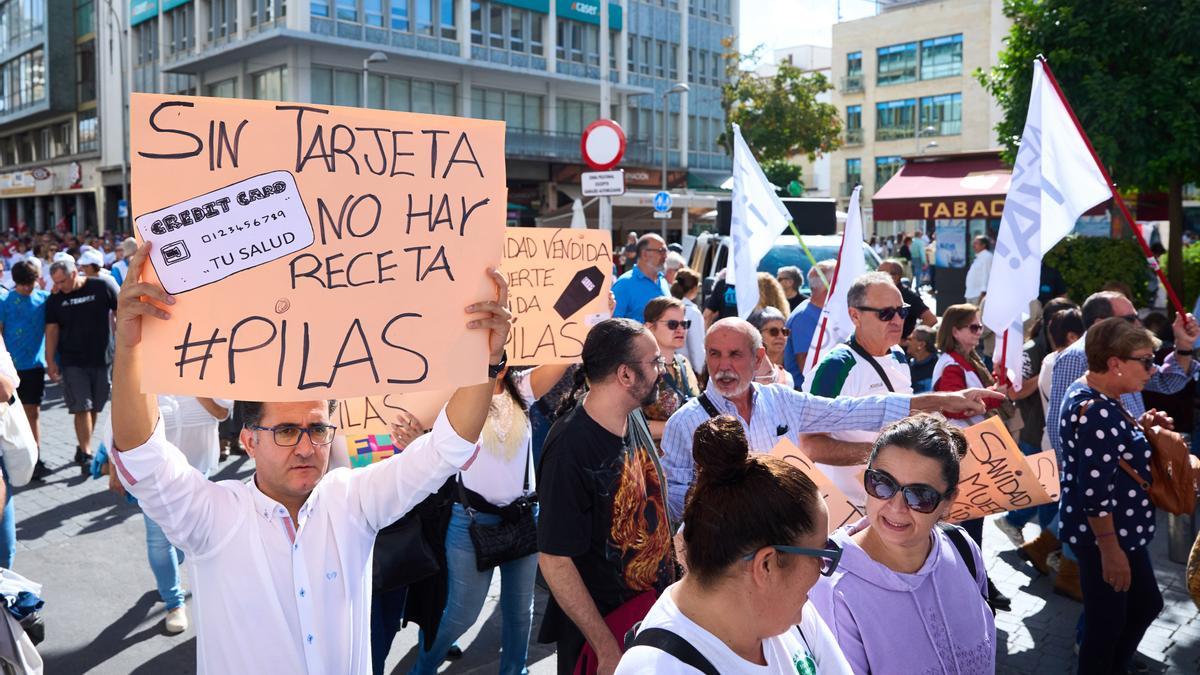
[581,170,625,197]
[581,119,627,231]
[653,210,672,220]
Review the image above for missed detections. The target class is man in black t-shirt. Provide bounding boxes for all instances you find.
[702,270,740,327]
[45,257,119,470]
[537,319,673,674]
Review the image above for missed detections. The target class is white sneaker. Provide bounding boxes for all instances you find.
[992,517,1025,547]
[165,606,188,634]
[1047,550,1063,575]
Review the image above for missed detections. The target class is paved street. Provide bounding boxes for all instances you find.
[10,384,1199,673]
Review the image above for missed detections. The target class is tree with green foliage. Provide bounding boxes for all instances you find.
[718,37,842,165]
[977,0,1200,314]
[762,159,805,197]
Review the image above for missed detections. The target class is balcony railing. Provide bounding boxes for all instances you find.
[841,74,863,93]
[876,126,915,142]
[844,128,863,146]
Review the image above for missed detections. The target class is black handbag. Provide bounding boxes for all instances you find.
[456,449,538,572]
[372,512,441,592]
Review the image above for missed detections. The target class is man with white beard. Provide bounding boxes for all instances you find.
[658,318,1004,523]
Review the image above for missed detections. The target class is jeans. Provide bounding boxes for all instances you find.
[409,503,538,675]
[144,513,186,610]
[1074,544,1163,674]
[0,458,14,569]
[370,586,407,675]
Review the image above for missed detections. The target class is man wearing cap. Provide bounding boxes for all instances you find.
[78,248,120,294]
[45,255,118,472]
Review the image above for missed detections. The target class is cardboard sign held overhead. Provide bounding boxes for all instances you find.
[770,439,866,533]
[336,390,455,437]
[130,94,507,400]
[947,417,1056,523]
[501,228,612,366]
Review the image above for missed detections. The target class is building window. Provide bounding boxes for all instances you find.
[697,48,707,84]
[167,5,193,54]
[0,47,45,113]
[206,78,236,98]
[440,0,455,39]
[311,67,359,106]
[919,92,962,136]
[251,66,287,100]
[875,156,903,190]
[654,41,665,78]
[335,0,356,22]
[76,39,96,103]
[53,121,72,156]
[362,0,383,27]
[312,0,329,18]
[556,98,600,135]
[75,0,94,37]
[415,0,433,35]
[471,88,543,131]
[920,34,962,80]
[875,98,915,141]
[209,0,237,39]
[77,110,97,152]
[845,104,862,145]
[391,0,409,29]
[846,158,862,192]
[876,42,917,86]
[846,51,862,77]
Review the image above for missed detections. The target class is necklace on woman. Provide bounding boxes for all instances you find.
[481,392,527,461]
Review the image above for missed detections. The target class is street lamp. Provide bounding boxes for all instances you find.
[362,51,388,108]
[661,82,689,195]
[915,124,936,154]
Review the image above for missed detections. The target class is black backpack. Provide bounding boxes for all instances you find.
[938,523,996,615]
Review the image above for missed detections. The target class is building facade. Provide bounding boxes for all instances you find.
[116,0,735,234]
[0,0,106,234]
[830,0,1010,234]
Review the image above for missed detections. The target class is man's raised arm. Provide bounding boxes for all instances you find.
[112,243,173,451]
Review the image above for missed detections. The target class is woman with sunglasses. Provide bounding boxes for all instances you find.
[748,307,796,388]
[931,303,1009,610]
[1059,317,1166,675]
[618,415,852,674]
[809,414,996,675]
[642,297,701,441]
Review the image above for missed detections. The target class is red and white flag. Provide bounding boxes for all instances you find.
[982,59,1110,389]
[804,186,866,380]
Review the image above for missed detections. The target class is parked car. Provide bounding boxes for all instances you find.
[687,232,883,301]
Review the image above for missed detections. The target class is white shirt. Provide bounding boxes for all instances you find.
[157,396,232,476]
[681,297,706,371]
[964,249,992,299]
[1038,350,1060,452]
[112,407,476,675]
[461,372,535,507]
[617,583,853,675]
[803,340,913,506]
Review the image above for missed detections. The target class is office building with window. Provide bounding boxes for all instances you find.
[830,0,1010,234]
[115,0,735,235]
[0,0,105,233]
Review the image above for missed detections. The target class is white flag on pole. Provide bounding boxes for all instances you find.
[982,60,1111,389]
[803,185,867,381]
[731,123,793,318]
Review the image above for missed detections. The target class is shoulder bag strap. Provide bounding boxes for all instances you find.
[847,337,894,393]
[630,627,721,675]
[938,523,992,612]
[454,473,476,522]
[696,392,721,418]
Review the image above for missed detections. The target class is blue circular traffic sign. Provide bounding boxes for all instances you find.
[653,191,672,212]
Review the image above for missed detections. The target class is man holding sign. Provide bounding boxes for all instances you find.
[109,243,512,674]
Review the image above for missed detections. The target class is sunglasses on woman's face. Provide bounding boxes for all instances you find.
[863,468,948,514]
[1122,354,1156,372]
[741,539,843,576]
[763,326,791,337]
[965,323,984,334]
[659,319,691,331]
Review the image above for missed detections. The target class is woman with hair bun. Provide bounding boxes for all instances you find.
[809,414,996,674]
[618,415,852,674]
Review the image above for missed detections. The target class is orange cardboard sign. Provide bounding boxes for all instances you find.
[502,228,612,366]
[336,390,455,436]
[770,439,866,533]
[130,94,507,400]
[1028,449,1061,502]
[948,417,1055,522]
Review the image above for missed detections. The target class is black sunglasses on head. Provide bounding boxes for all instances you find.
[863,468,949,514]
[855,304,911,322]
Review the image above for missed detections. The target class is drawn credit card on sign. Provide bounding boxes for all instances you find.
[134,170,314,295]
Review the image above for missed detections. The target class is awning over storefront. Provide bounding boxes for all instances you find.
[872,151,1011,221]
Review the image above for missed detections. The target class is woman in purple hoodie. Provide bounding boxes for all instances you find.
[809,414,996,674]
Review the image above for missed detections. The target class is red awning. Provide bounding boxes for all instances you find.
[872,154,1011,221]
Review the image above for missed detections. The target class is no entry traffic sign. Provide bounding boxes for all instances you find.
[581,119,626,171]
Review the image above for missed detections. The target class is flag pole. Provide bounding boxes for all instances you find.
[787,220,830,288]
[1037,56,1187,317]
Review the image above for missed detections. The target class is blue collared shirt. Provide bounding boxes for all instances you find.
[612,266,670,321]
[659,380,912,523]
[783,300,822,386]
[1046,332,1196,460]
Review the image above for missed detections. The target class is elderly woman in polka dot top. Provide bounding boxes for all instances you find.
[1058,316,1169,675]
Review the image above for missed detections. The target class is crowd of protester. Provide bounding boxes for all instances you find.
[0,227,1197,675]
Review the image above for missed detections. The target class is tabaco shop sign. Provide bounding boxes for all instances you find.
[917,198,1006,219]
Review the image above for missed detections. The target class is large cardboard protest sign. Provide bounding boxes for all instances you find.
[336,390,455,436]
[1028,449,1061,502]
[770,439,865,533]
[947,417,1056,522]
[130,94,506,400]
[502,228,612,366]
